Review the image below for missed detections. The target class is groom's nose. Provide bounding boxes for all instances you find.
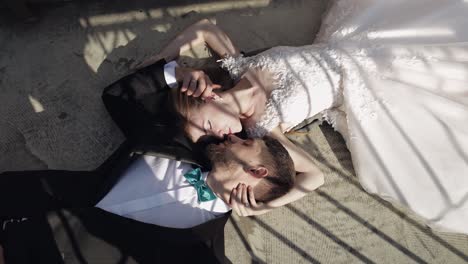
[227,134,243,144]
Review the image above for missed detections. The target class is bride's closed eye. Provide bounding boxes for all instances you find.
[204,120,213,135]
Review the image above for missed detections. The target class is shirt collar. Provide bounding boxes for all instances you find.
[198,171,231,213]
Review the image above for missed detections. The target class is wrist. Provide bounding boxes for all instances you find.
[163,61,179,88]
[263,199,286,209]
[174,66,184,82]
[254,204,273,216]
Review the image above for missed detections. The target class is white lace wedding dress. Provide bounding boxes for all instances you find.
[222,0,468,234]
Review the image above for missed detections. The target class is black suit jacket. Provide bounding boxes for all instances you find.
[94,58,231,263]
[90,60,230,262]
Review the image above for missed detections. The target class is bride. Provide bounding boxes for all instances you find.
[144,0,468,234]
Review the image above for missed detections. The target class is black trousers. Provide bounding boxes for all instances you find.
[0,169,104,218]
[0,169,108,264]
[0,142,133,219]
[0,143,132,264]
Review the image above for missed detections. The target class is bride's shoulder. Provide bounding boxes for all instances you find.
[250,45,327,69]
[219,45,322,79]
[260,44,324,54]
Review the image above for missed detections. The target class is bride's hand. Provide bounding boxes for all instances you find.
[229,183,272,216]
[175,67,222,100]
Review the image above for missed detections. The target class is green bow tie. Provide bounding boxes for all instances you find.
[183,167,217,202]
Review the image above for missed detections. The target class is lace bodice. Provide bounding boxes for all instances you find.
[221,45,343,137]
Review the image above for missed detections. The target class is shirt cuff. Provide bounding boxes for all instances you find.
[163,60,179,89]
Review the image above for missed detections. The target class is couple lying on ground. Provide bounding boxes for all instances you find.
[2,0,468,262]
[139,6,468,235]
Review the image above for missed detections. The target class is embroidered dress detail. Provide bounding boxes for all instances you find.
[221,46,343,137]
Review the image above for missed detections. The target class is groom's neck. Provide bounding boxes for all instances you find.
[206,169,230,204]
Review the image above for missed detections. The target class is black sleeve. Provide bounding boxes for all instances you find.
[101,59,203,165]
[101,59,172,142]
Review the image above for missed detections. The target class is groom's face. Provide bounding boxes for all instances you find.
[205,135,267,198]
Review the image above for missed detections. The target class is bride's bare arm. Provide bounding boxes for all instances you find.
[230,126,324,216]
[267,127,324,206]
[137,19,240,69]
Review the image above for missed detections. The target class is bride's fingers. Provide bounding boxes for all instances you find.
[236,183,243,203]
[206,77,222,90]
[237,184,250,215]
[211,83,222,90]
[187,78,197,96]
[229,187,235,204]
[231,189,240,215]
[247,186,257,207]
[201,77,213,100]
[181,75,191,93]
[193,77,206,97]
[233,183,246,215]
[241,184,249,207]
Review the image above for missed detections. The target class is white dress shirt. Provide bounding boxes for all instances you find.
[163,60,179,88]
[96,156,230,228]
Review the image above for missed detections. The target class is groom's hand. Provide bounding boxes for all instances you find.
[175,67,222,100]
[229,183,271,216]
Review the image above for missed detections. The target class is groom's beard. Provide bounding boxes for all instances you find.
[205,143,237,171]
[206,143,228,165]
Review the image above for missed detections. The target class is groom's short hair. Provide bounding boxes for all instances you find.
[256,136,295,202]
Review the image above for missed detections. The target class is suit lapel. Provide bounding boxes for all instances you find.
[92,140,138,204]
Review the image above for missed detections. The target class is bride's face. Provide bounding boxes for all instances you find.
[186,100,243,142]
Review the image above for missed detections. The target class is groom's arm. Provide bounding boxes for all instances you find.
[102,59,172,142]
[102,58,198,158]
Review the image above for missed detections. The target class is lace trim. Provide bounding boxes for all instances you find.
[221,46,344,137]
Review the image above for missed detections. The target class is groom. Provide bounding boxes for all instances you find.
[0,135,295,264]
[0,58,295,264]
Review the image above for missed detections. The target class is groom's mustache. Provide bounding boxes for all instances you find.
[197,130,247,148]
[198,135,225,147]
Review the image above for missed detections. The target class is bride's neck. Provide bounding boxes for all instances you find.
[220,79,263,119]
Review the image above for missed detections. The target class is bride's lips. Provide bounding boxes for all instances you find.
[219,128,232,137]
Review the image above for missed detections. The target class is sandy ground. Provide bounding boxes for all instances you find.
[1,0,467,263]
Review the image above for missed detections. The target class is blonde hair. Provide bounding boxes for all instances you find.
[169,87,205,136]
[168,65,235,142]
